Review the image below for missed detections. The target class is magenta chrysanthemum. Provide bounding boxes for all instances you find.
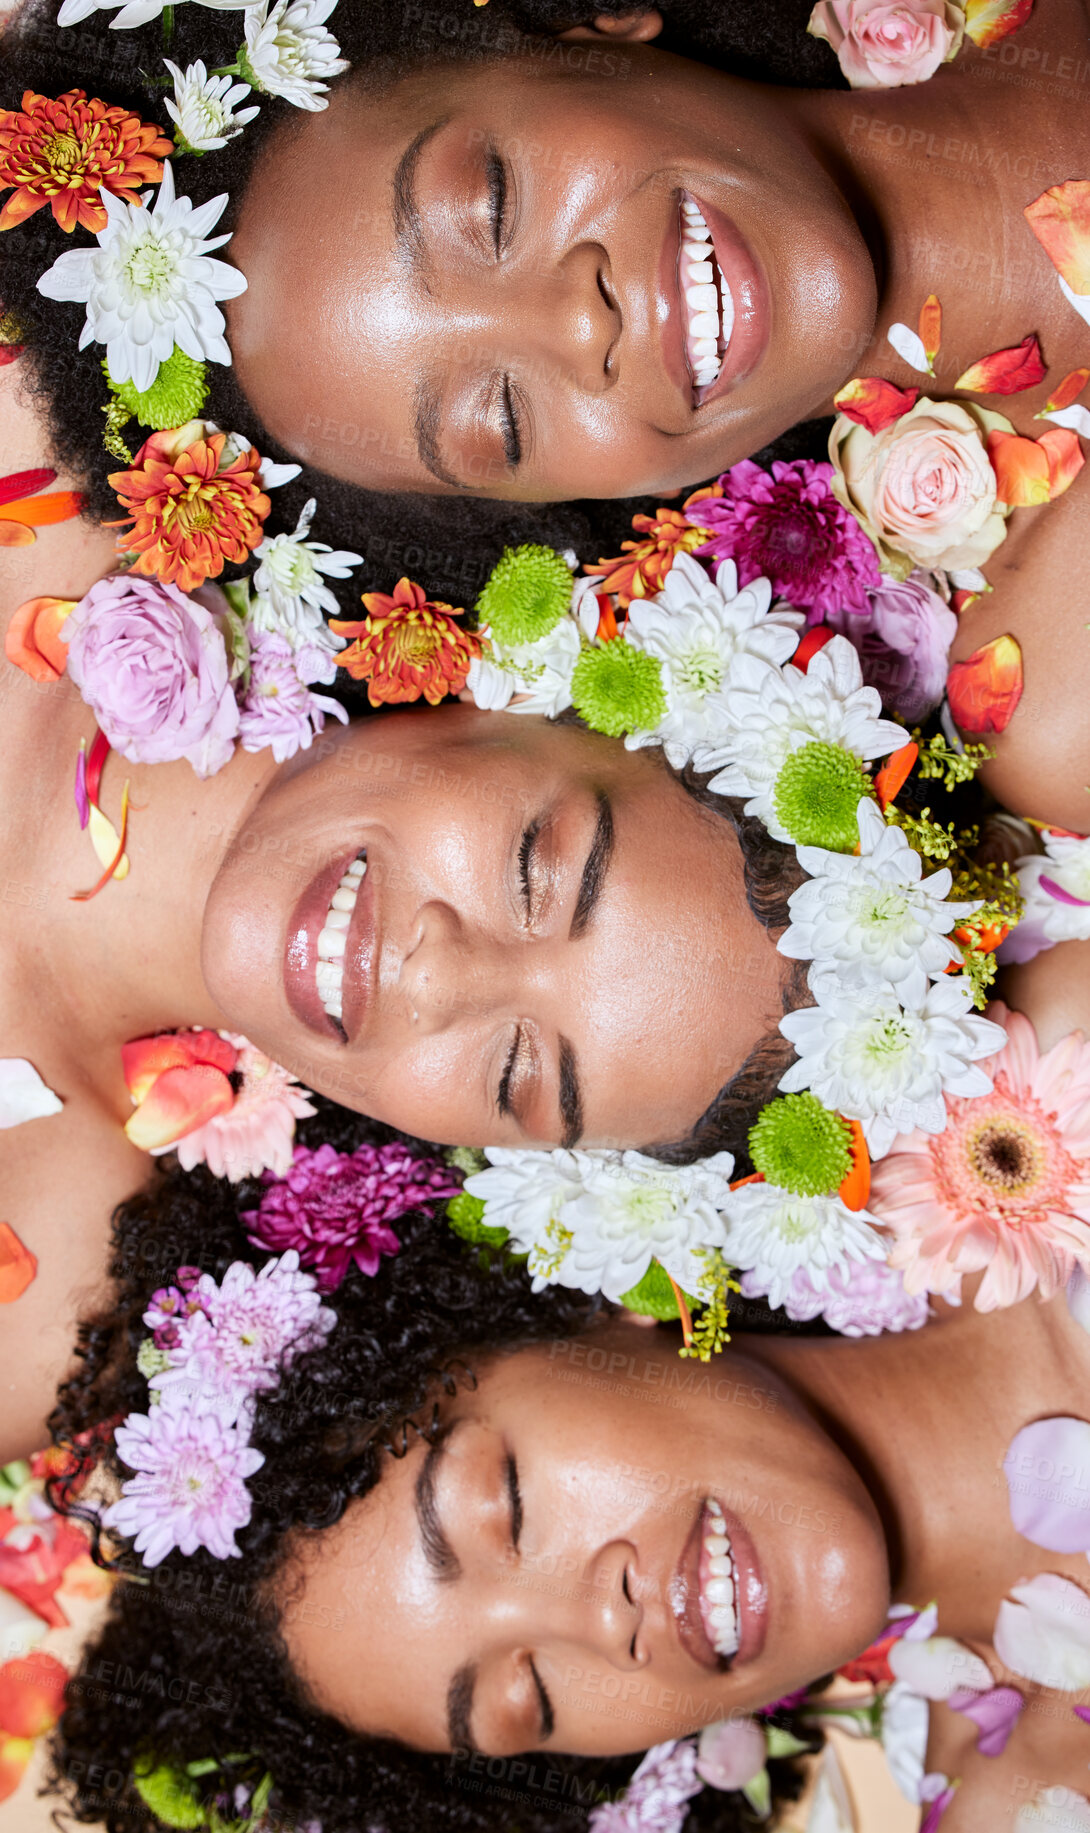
[740,1255,930,1336]
[696,458,881,620]
[243,1140,459,1293]
[151,1249,335,1412]
[103,1389,264,1567]
[870,1003,1090,1311]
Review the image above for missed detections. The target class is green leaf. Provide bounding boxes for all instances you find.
[764,1727,810,1759]
[619,1260,695,1321]
[132,1762,206,1829]
[446,1191,509,1249]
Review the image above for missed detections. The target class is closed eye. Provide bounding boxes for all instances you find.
[506,1454,523,1549]
[530,1660,555,1742]
[486,144,509,256]
[517,822,539,916]
[497,1025,521,1119]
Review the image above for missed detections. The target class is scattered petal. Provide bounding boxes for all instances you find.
[874,740,919,809]
[947,634,1023,734]
[947,1683,1023,1756]
[123,1062,235,1153]
[0,1223,36,1304]
[1038,425,1085,498]
[1015,1786,1090,1833]
[0,490,84,529]
[1025,181,1090,293]
[888,1634,993,1699]
[1040,403,1090,440]
[0,1060,62,1129]
[1005,1418,1090,1552]
[1042,367,1090,414]
[86,801,129,880]
[919,294,942,366]
[956,334,1046,396]
[121,1029,237,1106]
[833,375,919,433]
[0,1651,66,1739]
[888,321,932,374]
[965,0,1034,45]
[987,430,1051,506]
[1059,274,1090,330]
[4,596,74,683]
[994,1572,1090,1690]
[74,743,89,830]
[0,469,54,508]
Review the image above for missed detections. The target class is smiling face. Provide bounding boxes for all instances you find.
[199,705,787,1149]
[281,1320,889,1757]
[226,44,874,502]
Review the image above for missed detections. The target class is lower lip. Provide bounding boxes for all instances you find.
[284,849,361,1040]
[686,193,769,405]
[671,1497,768,1673]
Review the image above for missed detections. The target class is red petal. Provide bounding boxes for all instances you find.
[85,728,110,808]
[951,588,981,615]
[874,741,918,811]
[947,634,1024,734]
[955,334,1046,396]
[918,294,942,364]
[0,468,55,508]
[833,376,919,433]
[0,346,24,368]
[965,0,1034,45]
[0,1734,33,1803]
[0,1222,36,1304]
[792,626,835,672]
[1043,366,1090,413]
[0,1652,67,1739]
[123,1063,235,1152]
[121,1029,236,1103]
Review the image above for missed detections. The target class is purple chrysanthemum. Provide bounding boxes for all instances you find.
[696,458,881,620]
[152,1250,335,1412]
[237,628,348,765]
[589,1740,704,1833]
[740,1255,929,1337]
[144,1280,206,1349]
[104,1389,265,1567]
[243,1141,460,1293]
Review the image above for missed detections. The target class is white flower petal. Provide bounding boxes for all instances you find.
[0,1059,63,1129]
[994,1573,1090,1691]
[1059,275,1090,330]
[1041,402,1090,439]
[887,321,932,373]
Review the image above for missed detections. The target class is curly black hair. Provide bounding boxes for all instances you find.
[1,0,842,610]
[45,1097,821,1833]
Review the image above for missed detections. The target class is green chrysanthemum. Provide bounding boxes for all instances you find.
[446,1191,509,1250]
[476,544,573,646]
[773,740,875,852]
[104,347,208,431]
[571,641,666,738]
[131,1763,206,1830]
[748,1093,853,1197]
[619,1259,697,1321]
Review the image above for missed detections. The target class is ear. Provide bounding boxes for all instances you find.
[558,10,664,44]
[611,1306,660,1330]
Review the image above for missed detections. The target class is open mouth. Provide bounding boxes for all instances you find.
[314,852,367,1025]
[679,192,734,393]
[697,1496,740,1660]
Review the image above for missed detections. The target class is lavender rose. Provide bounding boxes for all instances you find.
[63,573,239,777]
[826,570,958,723]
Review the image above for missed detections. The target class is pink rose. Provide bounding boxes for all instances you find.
[808,0,965,88]
[826,570,957,722]
[829,397,1012,575]
[63,573,240,777]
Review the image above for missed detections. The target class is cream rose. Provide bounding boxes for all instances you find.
[808,0,965,89]
[829,397,1012,575]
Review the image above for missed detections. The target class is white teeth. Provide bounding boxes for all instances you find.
[679,193,734,392]
[698,1498,739,1660]
[315,855,366,1023]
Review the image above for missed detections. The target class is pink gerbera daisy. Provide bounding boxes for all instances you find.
[169,1034,316,1183]
[870,1003,1090,1311]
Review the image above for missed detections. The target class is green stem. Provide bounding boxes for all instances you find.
[161,2,174,46]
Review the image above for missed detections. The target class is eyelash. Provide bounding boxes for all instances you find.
[485,147,524,468]
[507,1456,555,1739]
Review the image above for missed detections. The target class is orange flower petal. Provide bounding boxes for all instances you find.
[121,1029,237,1103]
[1043,366,1090,414]
[838,1120,871,1212]
[986,429,1051,506]
[123,1062,235,1153]
[833,375,919,433]
[0,1222,36,1304]
[0,523,36,548]
[951,588,981,614]
[4,596,74,682]
[0,490,84,528]
[918,293,942,365]
[1025,180,1090,294]
[874,741,918,810]
[955,333,1046,396]
[947,634,1024,734]
[965,0,1034,44]
[0,1734,34,1803]
[0,1652,67,1739]
[1038,425,1084,498]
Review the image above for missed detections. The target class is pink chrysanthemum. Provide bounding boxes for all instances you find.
[243,1140,460,1293]
[237,628,348,765]
[870,1003,1090,1311]
[168,1034,316,1183]
[588,1739,703,1833]
[104,1390,264,1567]
[152,1250,335,1413]
[696,458,881,620]
[740,1256,930,1336]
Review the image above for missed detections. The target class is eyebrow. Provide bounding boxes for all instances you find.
[555,792,615,1148]
[413,375,473,491]
[415,1429,461,1582]
[447,1661,478,1756]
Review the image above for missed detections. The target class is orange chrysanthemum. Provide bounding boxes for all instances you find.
[108,428,271,593]
[0,89,170,235]
[583,508,712,609]
[331,578,482,707]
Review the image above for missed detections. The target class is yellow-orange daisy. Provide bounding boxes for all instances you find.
[0,89,171,234]
[331,578,481,707]
[583,508,712,609]
[108,428,271,593]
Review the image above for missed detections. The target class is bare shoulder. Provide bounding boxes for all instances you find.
[1000,939,1090,1052]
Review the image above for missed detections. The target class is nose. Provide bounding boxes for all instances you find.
[399,900,519,1030]
[483,1539,643,1669]
[442,240,621,396]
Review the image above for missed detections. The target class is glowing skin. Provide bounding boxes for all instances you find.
[200,705,788,1148]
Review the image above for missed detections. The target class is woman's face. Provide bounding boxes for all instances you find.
[282,1320,889,1757]
[227,43,874,501]
[200,705,786,1148]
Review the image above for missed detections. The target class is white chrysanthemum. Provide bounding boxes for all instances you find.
[253,496,361,623]
[242,0,349,112]
[467,617,581,718]
[722,1182,886,1312]
[165,59,260,153]
[466,1146,734,1301]
[779,798,978,1007]
[621,553,802,768]
[692,635,904,841]
[779,969,1006,1159]
[58,0,250,28]
[36,162,246,393]
[1015,832,1090,951]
